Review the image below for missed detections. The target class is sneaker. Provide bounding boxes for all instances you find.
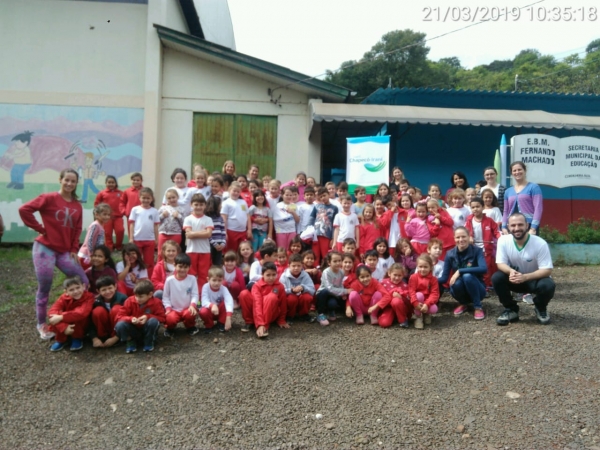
[217,323,226,333]
[143,344,154,352]
[163,328,174,338]
[355,314,365,325]
[37,323,55,341]
[328,311,337,322]
[187,326,200,336]
[453,304,468,316]
[203,327,213,334]
[534,307,550,325]
[423,314,432,325]
[474,309,486,320]
[414,316,424,329]
[125,341,137,354]
[496,308,519,326]
[241,323,251,333]
[70,339,83,351]
[398,321,409,328]
[317,314,329,326]
[370,314,379,326]
[523,294,534,304]
[50,341,66,352]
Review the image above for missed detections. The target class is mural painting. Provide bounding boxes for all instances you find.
[0,103,143,242]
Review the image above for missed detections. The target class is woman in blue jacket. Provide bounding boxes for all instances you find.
[438,226,488,320]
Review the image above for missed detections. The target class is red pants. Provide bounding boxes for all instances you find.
[312,236,331,266]
[117,280,134,296]
[134,240,156,276]
[91,305,123,338]
[188,252,211,290]
[411,242,429,256]
[49,317,89,343]
[239,290,284,329]
[104,217,125,250]
[226,229,247,253]
[483,250,497,287]
[165,308,197,330]
[286,293,312,318]
[378,296,413,328]
[276,232,296,249]
[157,234,182,261]
[199,302,227,329]
[441,245,455,261]
[225,280,243,300]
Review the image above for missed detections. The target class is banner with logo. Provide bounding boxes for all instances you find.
[511,134,600,188]
[346,136,390,195]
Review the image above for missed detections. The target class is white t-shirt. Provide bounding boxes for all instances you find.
[201,284,234,313]
[447,206,471,229]
[183,214,214,254]
[116,261,148,289]
[432,259,444,279]
[496,234,553,274]
[129,206,160,241]
[388,212,400,248]
[330,198,357,215]
[297,202,315,234]
[484,207,502,224]
[249,260,263,282]
[162,186,193,216]
[374,256,394,280]
[221,198,249,232]
[273,202,298,234]
[333,211,359,242]
[472,220,484,249]
[163,274,199,311]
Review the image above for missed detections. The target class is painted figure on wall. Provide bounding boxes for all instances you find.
[5,130,33,189]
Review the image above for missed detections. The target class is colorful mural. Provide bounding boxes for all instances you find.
[0,103,143,242]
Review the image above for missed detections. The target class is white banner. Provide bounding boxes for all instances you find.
[346,136,390,194]
[511,134,600,189]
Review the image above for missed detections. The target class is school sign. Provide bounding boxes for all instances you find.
[346,136,390,194]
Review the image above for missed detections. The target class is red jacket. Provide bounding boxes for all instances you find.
[19,192,83,254]
[343,272,357,289]
[464,214,501,256]
[380,278,410,308]
[116,296,166,325]
[358,222,380,256]
[304,267,321,286]
[377,208,410,241]
[408,272,440,307]
[240,189,253,208]
[429,208,455,249]
[48,291,95,325]
[151,261,174,291]
[275,262,288,280]
[349,278,390,308]
[95,188,123,218]
[250,279,287,327]
[119,185,143,217]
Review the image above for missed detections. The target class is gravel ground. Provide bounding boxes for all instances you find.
[1,251,599,449]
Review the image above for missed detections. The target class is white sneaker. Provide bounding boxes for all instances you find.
[522,294,534,304]
[37,323,55,340]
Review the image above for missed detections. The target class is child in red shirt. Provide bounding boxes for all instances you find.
[348,265,390,326]
[408,254,440,329]
[115,279,166,353]
[90,275,127,348]
[372,263,412,328]
[95,175,124,250]
[275,247,288,280]
[223,251,246,307]
[48,276,95,352]
[238,262,290,338]
[119,172,143,237]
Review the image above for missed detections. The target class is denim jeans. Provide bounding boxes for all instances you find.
[450,273,487,309]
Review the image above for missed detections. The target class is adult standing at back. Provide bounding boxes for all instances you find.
[494,213,555,326]
[480,166,506,213]
[19,168,89,340]
[445,171,469,200]
[501,161,543,235]
[389,166,405,191]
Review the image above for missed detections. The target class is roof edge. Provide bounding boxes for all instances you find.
[154,24,351,101]
[177,0,204,38]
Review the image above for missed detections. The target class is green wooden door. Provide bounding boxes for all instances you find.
[192,113,277,177]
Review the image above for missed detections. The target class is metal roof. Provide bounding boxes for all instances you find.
[155,25,351,102]
[311,102,600,131]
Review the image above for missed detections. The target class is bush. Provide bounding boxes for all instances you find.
[539,218,600,244]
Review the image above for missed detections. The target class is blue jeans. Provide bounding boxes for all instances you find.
[10,163,30,184]
[81,178,99,202]
[115,318,160,347]
[252,229,267,252]
[450,273,486,309]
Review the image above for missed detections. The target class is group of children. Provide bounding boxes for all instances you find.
[45,162,505,352]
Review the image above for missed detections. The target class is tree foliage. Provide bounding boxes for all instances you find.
[325,31,600,97]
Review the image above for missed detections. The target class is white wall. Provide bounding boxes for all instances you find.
[0,0,147,107]
[158,47,316,195]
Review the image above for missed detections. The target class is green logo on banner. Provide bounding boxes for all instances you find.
[364,161,387,172]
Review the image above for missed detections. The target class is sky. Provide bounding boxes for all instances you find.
[226,0,599,83]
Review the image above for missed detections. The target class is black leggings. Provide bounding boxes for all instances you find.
[315,289,345,315]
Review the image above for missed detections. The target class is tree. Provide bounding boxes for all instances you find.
[586,38,600,54]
